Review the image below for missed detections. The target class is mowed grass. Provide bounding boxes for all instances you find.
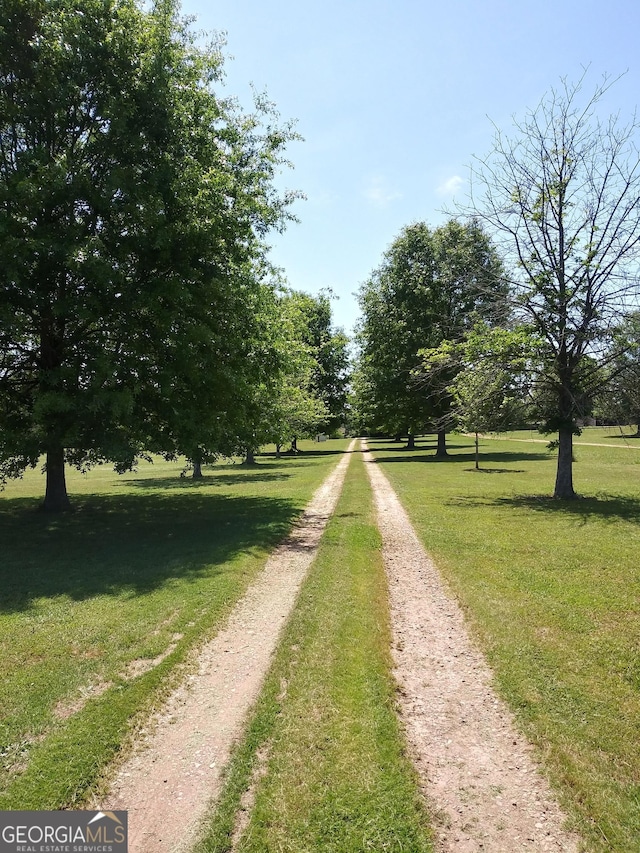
[368,433,640,853]
[497,424,640,447]
[198,446,433,853]
[0,441,348,809]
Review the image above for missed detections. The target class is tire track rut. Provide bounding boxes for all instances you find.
[363,442,581,852]
[96,442,356,853]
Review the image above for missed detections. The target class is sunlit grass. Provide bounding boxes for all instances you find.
[368,433,640,852]
[199,446,433,853]
[495,424,640,446]
[0,441,348,809]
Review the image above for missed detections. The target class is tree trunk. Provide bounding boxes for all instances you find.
[405,433,415,450]
[40,311,71,512]
[291,436,298,453]
[275,444,281,458]
[435,428,448,458]
[475,432,480,469]
[42,445,72,512]
[243,449,256,466]
[393,434,402,443]
[192,459,203,479]
[553,428,576,499]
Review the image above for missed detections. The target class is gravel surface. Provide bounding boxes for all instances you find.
[95,440,583,853]
[96,443,355,853]
[363,442,581,852]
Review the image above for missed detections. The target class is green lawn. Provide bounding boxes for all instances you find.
[4,432,638,850]
[496,425,640,447]
[368,433,640,853]
[198,445,433,853]
[0,441,348,809]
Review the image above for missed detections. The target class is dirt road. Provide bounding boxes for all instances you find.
[96,439,582,852]
[97,443,355,852]
[363,442,580,852]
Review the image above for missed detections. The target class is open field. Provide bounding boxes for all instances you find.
[368,433,640,852]
[0,441,348,809]
[199,446,433,853]
[2,433,639,852]
[496,425,640,447]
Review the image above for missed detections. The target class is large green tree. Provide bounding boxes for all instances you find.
[244,290,330,459]
[418,323,536,468]
[355,219,508,451]
[236,289,348,461]
[292,290,349,435]
[170,259,285,477]
[461,74,640,497]
[0,0,296,509]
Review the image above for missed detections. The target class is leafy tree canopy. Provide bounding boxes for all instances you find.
[0,0,297,508]
[417,323,537,466]
[355,219,508,445]
[596,311,640,433]
[289,289,350,433]
[237,289,349,458]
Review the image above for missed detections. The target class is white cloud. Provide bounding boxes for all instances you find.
[363,176,402,208]
[436,175,465,197]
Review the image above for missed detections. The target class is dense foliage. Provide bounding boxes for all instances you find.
[0,0,297,508]
[599,311,640,433]
[249,290,350,457]
[354,219,508,450]
[417,323,538,467]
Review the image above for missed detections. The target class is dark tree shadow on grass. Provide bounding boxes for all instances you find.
[128,448,349,485]
[125,471,292,489]
[365,437,440,450]
[371,449,549,465]
[602,433,640,440]
[463,468,527,474]
[448,493,640,523]
[263,448,347,458]
[0,491,300,614]
[501,493,640,522]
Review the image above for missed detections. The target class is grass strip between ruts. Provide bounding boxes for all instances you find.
[196,444,433,853]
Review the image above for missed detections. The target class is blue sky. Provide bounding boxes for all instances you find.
[183,0,640,335]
